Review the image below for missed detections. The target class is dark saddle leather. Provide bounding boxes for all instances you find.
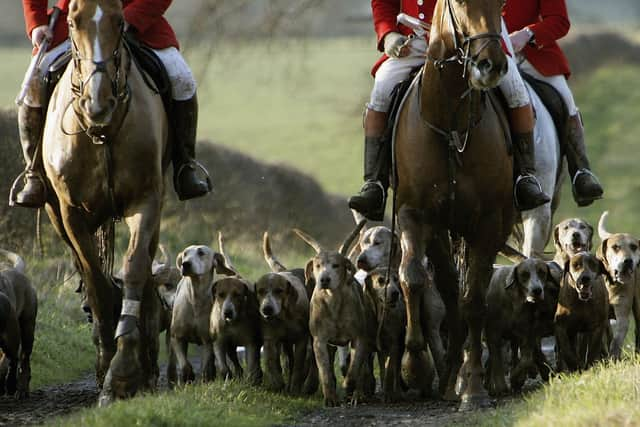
[521,70,569,148]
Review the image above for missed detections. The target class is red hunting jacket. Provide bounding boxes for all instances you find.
[502,0,571,77]
[22,0,179,54]
[371,0,437,76]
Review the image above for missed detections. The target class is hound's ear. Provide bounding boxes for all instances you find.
[553,225,562,252]
[586,223,594,251]
[176,252,183,270]
[505,265,519,289]
[596,239,609,269]
[546,262,562,289]
[212,253,237,276]
[598,259,613,283]
[304,259,316,290]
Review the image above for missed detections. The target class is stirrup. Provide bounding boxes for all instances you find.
[8,170,47,207]
[174,160,213,194]
[572,168,603,207]
[572,168,599,187]
[513,174,546,210]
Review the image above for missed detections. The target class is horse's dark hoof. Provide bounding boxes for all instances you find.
[458,394,496,412]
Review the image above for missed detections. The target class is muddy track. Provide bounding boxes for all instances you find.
[0,374,98,426]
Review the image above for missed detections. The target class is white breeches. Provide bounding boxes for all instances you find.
[22,40,71,107]
[518,59,578,115]
[22,41,196,107]
[368,37,428,113]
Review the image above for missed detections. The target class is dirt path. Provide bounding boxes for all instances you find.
[0,374,98,426]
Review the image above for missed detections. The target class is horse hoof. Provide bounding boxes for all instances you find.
[98,391,114,408]
[458,394,495,412]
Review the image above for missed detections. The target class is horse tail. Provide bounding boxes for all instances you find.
[451,234,468,294]
[96,219,116,278]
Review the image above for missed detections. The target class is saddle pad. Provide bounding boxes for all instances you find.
[520,71,568,148]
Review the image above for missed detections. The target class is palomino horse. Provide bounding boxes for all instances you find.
[394,0,515,409]
[42,0,167,405]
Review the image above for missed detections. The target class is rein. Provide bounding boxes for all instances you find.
[422,0,502,224]
[60,22,131,220]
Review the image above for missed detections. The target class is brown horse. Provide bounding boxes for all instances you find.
[394,0,515,409]
[42,0,168,405]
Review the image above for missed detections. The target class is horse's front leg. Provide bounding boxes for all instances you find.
[59,205,117,389]
[99,198,161,406]
[521,204,552,258]
[398,207,428,353]
[458,239,496,411]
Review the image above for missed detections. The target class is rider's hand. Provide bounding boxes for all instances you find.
[509,28,533,53]
[31,25,53,49]
[384,32,410,58]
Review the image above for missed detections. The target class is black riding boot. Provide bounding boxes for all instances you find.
[565,114,603,207]
[512,131,551,211]
[171,94,212,201]
[9,105,46,208]
[348,135,390,221]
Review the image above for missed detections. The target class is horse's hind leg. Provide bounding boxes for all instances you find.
[100,198,162,405]
[59,206,117,389]
[427,232,463,400]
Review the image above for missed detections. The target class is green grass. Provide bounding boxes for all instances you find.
[49,380,320,427]
[478,357,640,427]
[20,257,95,389]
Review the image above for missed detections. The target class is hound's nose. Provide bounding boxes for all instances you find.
[320,276,331,288]
[182,260,192,272]
[572,232,580,240]
[390,289,400,302]
[623,259,634,269]
[579,276,591,286]
[223,309,234,319]
[532,287,542,296]
[262,305,274,316]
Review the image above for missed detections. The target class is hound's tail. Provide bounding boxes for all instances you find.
[0,249,26,274]
[263,232,287,273]
[217,232,240,276]
[598,211,612,239]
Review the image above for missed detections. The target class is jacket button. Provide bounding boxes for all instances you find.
[417,0,424,4]
[418,13,425,19]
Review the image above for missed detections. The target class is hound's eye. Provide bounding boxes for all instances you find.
[612,245,620,252]
[377,277,385,285]
[521,271,530,281]
[273,288,284,295]
[579,224,586,229]
[631,244,638,252]
[257,289,265,296]
[538,268,547,278]
[218,292,226,299]
[373,241,381,246]
[197,248,204,256]
[332,264,340,269]
[564,225,569,230]
[315,263,321,269]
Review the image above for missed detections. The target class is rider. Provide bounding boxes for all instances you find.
[349,0,550,221]
[503,0,603,206]
[13,0,211,208]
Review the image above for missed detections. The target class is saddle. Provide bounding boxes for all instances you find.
[43,34,172,114]
[520,71,569,149]
[385,66,423,140]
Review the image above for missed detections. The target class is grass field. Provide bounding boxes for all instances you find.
[1,37,640,425]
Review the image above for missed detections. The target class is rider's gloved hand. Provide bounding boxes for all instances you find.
[31,25,53,49]
[384,32,410,58]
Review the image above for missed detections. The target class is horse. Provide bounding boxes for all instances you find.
[41,0,168,405]
[393,0,516,409]
[513,80,564,259]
